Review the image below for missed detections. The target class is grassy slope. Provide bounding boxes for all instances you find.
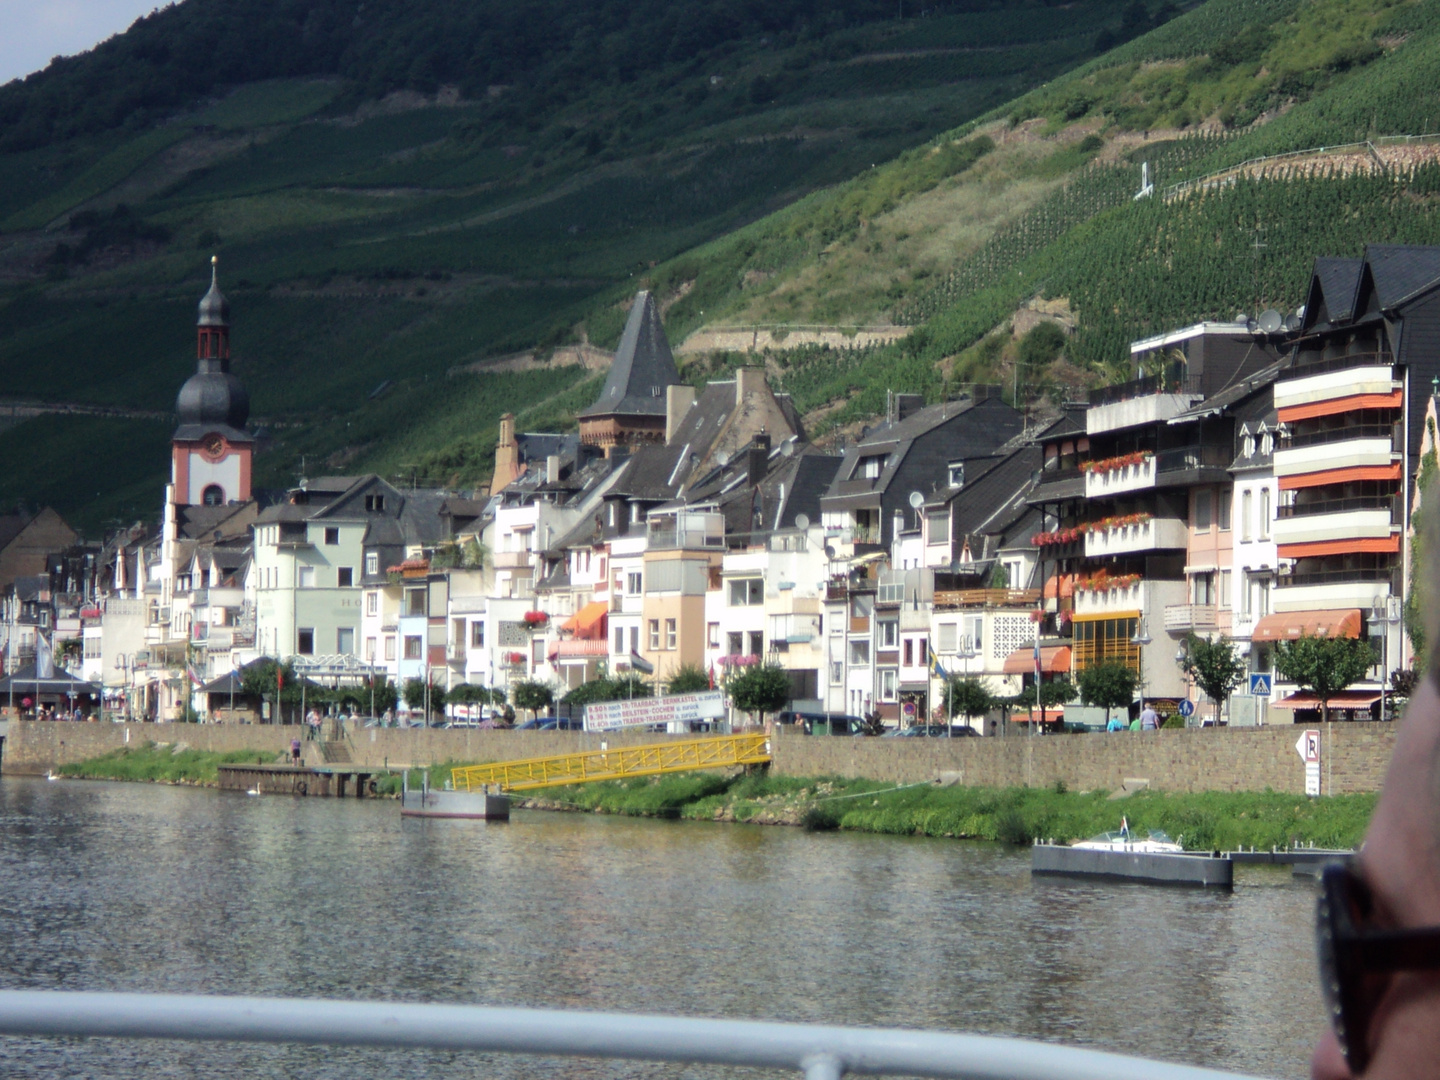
[0,4,1138,532]
[58,743,284,784]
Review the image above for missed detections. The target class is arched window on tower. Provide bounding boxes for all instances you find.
[202,484,225,506]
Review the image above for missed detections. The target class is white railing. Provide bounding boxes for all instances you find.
[0,992,1260,1080]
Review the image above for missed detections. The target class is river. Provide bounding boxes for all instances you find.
[0,777,1322,1079]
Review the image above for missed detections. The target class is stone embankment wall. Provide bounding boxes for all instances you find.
[676,326,909,355]
[2,721,1397,795]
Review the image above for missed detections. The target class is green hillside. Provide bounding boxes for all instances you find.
[0,0,1160,532]
[5,0,1440,531]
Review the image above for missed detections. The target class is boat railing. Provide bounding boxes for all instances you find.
[0,991,1265,1080]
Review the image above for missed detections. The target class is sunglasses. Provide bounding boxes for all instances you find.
[1317,862,1440,1073]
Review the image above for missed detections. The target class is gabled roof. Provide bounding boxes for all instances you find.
[1364,245,1440,310]
[1168,358,1283,424]
[1308,257,1364,327]
[577,291,681,418]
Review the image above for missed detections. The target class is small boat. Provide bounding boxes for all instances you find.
[1071,818,1183,853]
[1033,817,1231,888]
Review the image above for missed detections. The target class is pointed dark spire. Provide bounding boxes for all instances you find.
[198,254,230,327]
[579,291,681,418]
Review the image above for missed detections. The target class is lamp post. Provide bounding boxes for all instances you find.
[1372,596,1402,721]
[1131,619,1152,722]
[951,636,978,736]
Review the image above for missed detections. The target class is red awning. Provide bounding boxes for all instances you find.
[1251,609,1363,642]
[1277,390,1402,423]
[1277,535,1399,559]
[1272,691,1382,709]
[1012,707,1065,724]
[560,601,609,640]
[1002,645,1072,674]
[1280,463,1401,490]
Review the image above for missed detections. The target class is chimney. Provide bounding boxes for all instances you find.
[890,393,923,423]
[735,367,765,408]
[666,384,696,444]
[546,454,561,483]
[747,433,771,486]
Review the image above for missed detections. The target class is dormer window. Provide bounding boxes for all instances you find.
[860,456,883,480]
[365,494,385,512]
[1243,434,1256,458]
[1260,432,1273,456]
[948,461,965,489]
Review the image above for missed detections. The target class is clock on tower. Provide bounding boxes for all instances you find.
[171,257,253,507]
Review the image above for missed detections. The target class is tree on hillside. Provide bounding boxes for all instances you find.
[1179,633,1246,724]
[666,663,710,695]
[1076,661,1138,728]
[726,662,790,728]
[1273,634,1376,723]
[943,676,994,730]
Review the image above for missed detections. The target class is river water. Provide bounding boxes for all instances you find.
[0,777,1323,1079]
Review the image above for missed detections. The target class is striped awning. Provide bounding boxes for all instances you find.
[1251,609,1363,642]
[1002,645,1071,674]
[1272,690,1381,709]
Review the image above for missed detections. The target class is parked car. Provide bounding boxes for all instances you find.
[775,711,868,735]
[886,724,980,737]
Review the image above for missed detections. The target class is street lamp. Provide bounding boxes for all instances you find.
[1131,620,1151,719]
[950,636,979,736]
[1371,597,1402,721]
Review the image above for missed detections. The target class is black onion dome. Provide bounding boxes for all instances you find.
[176,370,249,430]
[198,257,229,326]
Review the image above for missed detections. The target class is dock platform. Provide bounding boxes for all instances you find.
[217,763,378,797]
[1032,842,1233,888]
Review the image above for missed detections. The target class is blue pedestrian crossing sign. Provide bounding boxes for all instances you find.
[1177,698,1195,717]
[1248,673,1272,696]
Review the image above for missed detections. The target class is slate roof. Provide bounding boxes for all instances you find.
[1364,245,1440,309]
[1168,359,1283,424]
[1311,257,1364,325]
[577,291,682,418]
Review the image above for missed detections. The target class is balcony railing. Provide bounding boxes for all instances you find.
[1087,361,1196,407]
[1154,444,1232,474]
[1286,350,1391,378]
[1280,567,1396,587]
[1163,604,1218,633]
[934,588,1041,608]
[1278,424,1398,450]
[1277,496,1401,521]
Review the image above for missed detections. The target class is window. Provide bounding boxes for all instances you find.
[366,591,378,616]
[532,638,546,664]
[1243,434,1256,458]
[324,527,340,545]
[1192,572,1215,606]
[630,626,639,653]
[365,552,379,576]
[665,619,678,650]
[860,456,883,480]
[1219,570,1232,609]
[298,566,315,588]
[384,635,396,661]
[1260,431,1274,456]
[937,622,958,653]
[649,620,661,650]
[1258,487,1271,540]
[628,571,642,594]
[880,669,897,701]
[748,630,763,656]
[1257,576,1271,616]
[948,461,965,488]
[707,622,720,649]
[1241,490,1253,541]
[852,594,874,619]
[84,636,101,659]
[966,615,984,653]
[337,628,355,655]
[615,627,625,654]
[848,639,870,666]
[297,628,315,655]
[1219,488,1231,531]
[878,620,898,648]
[471,622,485,648]
[338,567,354,588]
[365,637,377,662]
[202,484,225,506]
[1194,490,1212,531]
[727,632,744,656]
[729,578,764,606]
[404,635,422,659]
[404,588,426,617]
[365,495,385,512]
[902,638,913,667]
[830,659,844,684]
[1071,615,1140,671]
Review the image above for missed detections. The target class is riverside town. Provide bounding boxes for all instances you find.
[15,3,1440,1079]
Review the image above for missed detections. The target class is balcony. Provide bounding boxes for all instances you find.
[492,551,532,569]
[648,512,724,551]
[1073,577,1186,619]
[933,588,1041,609]
[1274,496,1400,546]
[1274,353,1396,411]
[1274,566,1394,613]
[1083,454,1156,499]
[1084,517,1187,558]
[1164,604,1218,634]
[1274,434,1395,480]
[1086,362,1201,435]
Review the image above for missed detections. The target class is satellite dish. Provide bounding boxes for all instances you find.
[1235,311,1249,323]
[716,450,731,466]
[795,513,810,531]
[1258,308,1283,334]
[780,438,796,458]
[1284,313,1302,332]
[908,490,925,509]
[824,544,836,560]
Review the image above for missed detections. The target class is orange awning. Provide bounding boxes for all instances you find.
[1272,690,1381,709]
[1278,390,1402,423]
[1280,464,1401,490]
[1278,535,1400,559]
[1002,645,1072,674]
[1251,609,1363,642]
[560,600,609,640]
[1043,573,1075,599]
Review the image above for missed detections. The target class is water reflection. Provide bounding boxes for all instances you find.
[0,778,1320,1078]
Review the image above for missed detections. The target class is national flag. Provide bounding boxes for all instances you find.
[628,651,655,675]
[707,663,715,689]
[186,663,203,686]
[927,646,948,681]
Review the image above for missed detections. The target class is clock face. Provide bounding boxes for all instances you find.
[200,434,227,461]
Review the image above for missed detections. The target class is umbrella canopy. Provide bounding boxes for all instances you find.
[0,663,100,697]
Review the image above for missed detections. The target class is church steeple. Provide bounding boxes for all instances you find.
[196,255,230,368]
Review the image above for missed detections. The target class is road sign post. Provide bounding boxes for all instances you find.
[1295,729,1321,796]
[1248,673,1271,696]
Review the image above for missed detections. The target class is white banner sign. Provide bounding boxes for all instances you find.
[584,690,726,732]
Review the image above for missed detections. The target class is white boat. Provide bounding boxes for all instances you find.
[1070,818,1183,853]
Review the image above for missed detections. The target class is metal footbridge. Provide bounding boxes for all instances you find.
[451,733,771,793]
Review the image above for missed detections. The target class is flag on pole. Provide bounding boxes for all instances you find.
[927,646,948,682]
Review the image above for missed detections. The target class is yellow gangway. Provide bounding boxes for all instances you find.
[451,733,771,793]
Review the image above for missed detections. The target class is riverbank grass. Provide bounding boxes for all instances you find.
[57,743,282,785]
[526,772,1376,851]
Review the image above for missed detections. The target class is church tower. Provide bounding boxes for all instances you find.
[171,257,253,506]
